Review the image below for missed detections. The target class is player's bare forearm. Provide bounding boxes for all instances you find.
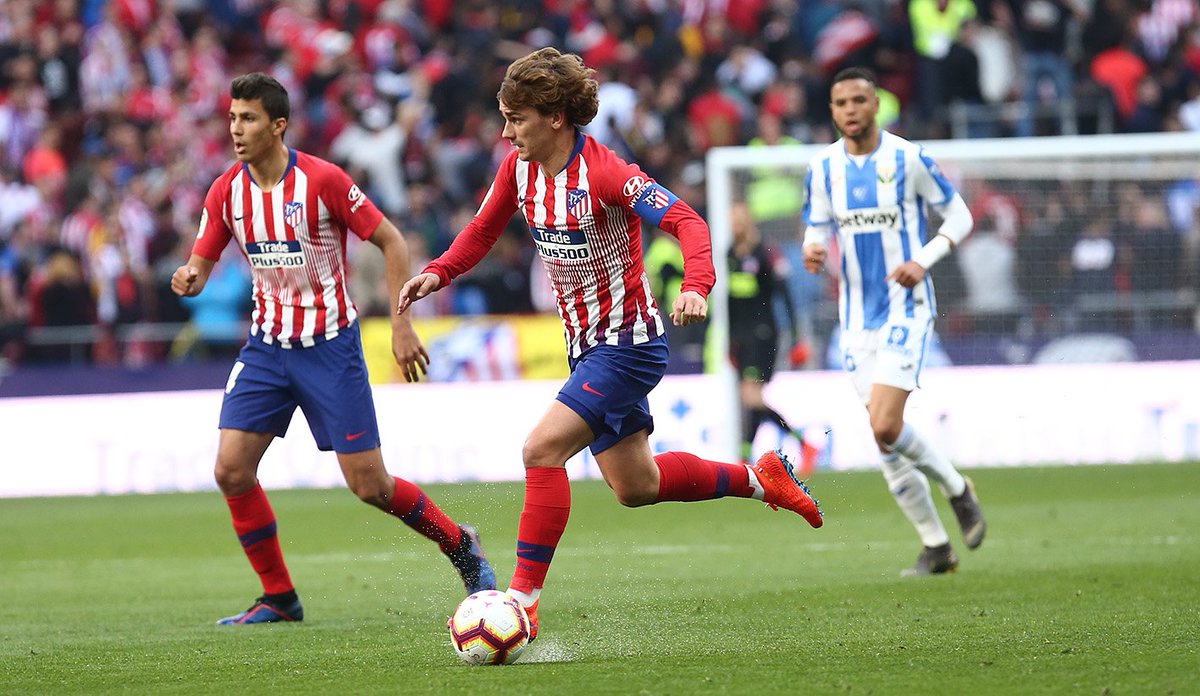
[370,220,431,379]
[170,255,215,297]
[369,219,410,315]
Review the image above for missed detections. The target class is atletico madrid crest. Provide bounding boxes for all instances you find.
[567,188,590,218]
[284,201,305,230]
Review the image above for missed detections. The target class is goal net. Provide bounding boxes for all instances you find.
[705,132,1200,373]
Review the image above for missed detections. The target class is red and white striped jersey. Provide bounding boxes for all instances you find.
[425,132,715,358]
[192,148,384,347]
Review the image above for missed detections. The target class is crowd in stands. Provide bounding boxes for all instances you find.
[0,0,1198,367]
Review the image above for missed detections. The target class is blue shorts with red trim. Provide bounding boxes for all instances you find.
[218,322,380,454]
[556,335,669,454]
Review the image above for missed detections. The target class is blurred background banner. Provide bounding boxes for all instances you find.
[0,372,736,498]
[361,315,569,383]
[3,360,1196,498]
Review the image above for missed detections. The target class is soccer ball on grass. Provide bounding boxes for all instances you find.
[448,590,531,665]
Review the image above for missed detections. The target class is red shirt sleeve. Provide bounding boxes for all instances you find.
[658,200,715,299]
[191,177,233,261]
[320,162,385,240]
[591,146,716,299]
[422,151,520,288]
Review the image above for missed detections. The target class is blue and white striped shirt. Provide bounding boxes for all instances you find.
[803,130,956,332]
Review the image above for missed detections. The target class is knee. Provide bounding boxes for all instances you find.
[214,460,256,496]
[608,475,658,507]
[870,418,903,449]
[522,434,564,470]
[346,473,390,508]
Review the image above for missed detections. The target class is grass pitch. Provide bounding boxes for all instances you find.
[2,463,1197,695]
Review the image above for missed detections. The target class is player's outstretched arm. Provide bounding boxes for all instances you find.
[396,273,441,316]
[170,255,215,297]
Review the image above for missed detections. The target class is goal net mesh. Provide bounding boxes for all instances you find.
[705,133,1200,370]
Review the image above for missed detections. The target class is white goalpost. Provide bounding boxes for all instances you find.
[705,132,1200,468]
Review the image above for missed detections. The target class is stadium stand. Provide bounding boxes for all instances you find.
[0,0,1197,370]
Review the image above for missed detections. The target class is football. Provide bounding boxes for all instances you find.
[448,590,531,665]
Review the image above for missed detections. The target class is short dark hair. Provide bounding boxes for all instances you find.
[830,66,878,90]
[230,72,290,122]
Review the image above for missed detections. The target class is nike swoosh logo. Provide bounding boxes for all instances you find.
[346,430,368,441]
[581,382,605,397]
[233,215,244,221]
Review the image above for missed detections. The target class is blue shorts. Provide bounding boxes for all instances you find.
[556,335,669,454]
[218,322,380,453]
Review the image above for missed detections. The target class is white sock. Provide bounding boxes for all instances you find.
[880,452,949,547]
[887,423,966,498]
[506,588,539,607]
[744,464,765,500]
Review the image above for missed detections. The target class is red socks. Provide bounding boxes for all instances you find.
[225,483,293,595]
[509,466,571,594]
[386,477,463,554]
[653,451,755,502]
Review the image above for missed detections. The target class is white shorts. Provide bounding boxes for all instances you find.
[840,318,933,405]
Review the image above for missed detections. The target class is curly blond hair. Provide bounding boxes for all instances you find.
[497,47,599,127]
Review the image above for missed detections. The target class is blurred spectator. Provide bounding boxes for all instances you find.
[812,4,879,76]
[0,235,23,358]
[1126,75,1166,132]
[1069,218,1120,329]
[716,45,777,99]
[956,203,1020,333]
[330,101,411,216]
[469,224,534,315]
[1090,38,1149,129]
[1017,197,1074,329]
[0,80,48,171]
[0,166,45,239]
[998,0,1080,137]
[347,232,391,318]
[908,0,977,129]
[1176,79,1200,130]
[942,19,991,138]
[685,68,743,151]
[175,255,251,359]
[967,15,1017,107]
[587,65,638,154]
[22,123,67,197]
[1123,193,1182,293]
[25,248,94,362]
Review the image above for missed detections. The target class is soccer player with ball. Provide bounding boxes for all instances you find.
[399,48,823,642]
[801,67,986,575]
[172,73,495,625]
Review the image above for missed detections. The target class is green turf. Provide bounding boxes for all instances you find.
[2,463,1197,695]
